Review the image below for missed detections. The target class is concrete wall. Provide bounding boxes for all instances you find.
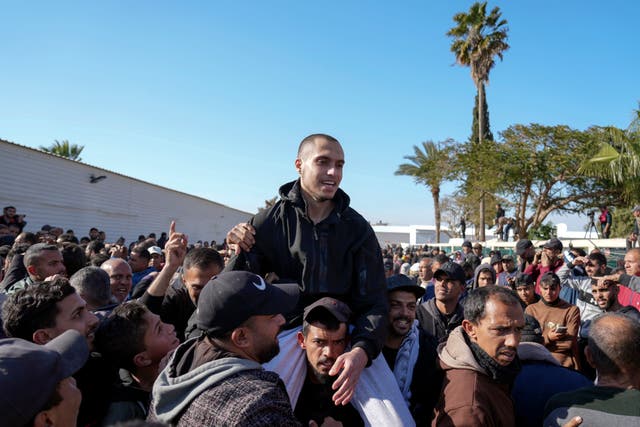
[0,140,252,244]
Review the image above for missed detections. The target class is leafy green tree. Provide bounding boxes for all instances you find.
[39,139,84,161]
[396,140,456,243]
[457,123,623,238]
[528,222,557,240]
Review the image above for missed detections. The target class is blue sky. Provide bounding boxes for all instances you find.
[1,1,638,231]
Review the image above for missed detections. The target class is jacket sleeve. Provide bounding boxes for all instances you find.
[349,231,389,363]
[619,274,640,292]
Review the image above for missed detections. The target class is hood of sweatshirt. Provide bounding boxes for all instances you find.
[438,326,486,375]
[151,338,263,423]
[278,179,351,216]
[473,263,496,289]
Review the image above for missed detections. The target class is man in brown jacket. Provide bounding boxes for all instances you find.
[433,286,525,427]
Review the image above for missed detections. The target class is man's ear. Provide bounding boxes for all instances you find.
[32,410,54,427]
[297,331,306,349]
[26,264,38,277]
[133,351,152,368]
[230,327,250,349]
[584,345,596,369]
[33,329,53,345]
[295,158,302,174]
[462,319,477,340]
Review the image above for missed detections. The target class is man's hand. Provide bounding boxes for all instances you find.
[44,274,66,282]
[562,416,583,427]
[164,221,188,270]
[541,251,553,268]
[329,346,368,406]
[548,328,566,342]
[226,223,255,253]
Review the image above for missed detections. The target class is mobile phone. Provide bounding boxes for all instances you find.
[555,325,567,333]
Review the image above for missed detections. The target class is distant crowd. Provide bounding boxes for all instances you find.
[2,132,640,427]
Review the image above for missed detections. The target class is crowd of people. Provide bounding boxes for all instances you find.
[1,134,640,427]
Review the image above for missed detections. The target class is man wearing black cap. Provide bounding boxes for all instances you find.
[0,330,89,427]
[383,275,441,425]
[295,297,363,426]
[525,237,565,293]
[416,262,467,344]
[515,239,535,273]
[148,271,300,426]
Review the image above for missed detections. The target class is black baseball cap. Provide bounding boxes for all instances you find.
[196,271,300,336]
[303,297,352,323]
[542,237,563,251]
[490,254,503,265]
[515,239,533,256]
[386,274,425,298]
[0,330,89,427]
[433,262,466,284]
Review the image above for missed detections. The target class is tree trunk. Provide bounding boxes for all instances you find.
[478,83,485,144]
[479,191,486,241]
[477,83,486,241]
[433,188,441,243]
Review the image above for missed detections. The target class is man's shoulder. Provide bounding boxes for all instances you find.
[544,387,640,423]
[437,368,511,423]
[184,369,298,426]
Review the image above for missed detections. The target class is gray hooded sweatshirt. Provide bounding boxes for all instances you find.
[150,339,264,424]
[473,263,497,289]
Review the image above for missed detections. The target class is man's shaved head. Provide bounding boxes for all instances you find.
[297,134,341,159]
[587,313,640,379]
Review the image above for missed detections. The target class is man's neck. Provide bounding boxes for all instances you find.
[385,334,404,350]
[606,301,624,313]
[132,365,160,392]
[301,191,334,224]
[436,299,458,315]
[596,373,638,390]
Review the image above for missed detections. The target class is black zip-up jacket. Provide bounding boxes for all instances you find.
[227,179,388,362]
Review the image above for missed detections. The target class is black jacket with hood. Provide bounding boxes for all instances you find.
[227,179,388,361]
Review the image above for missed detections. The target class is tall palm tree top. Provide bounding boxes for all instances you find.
[39,139,84,161]
[447,1,509,85]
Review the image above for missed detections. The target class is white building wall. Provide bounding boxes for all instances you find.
[0,140,252,244]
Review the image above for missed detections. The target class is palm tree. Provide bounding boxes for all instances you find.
[447,2,509,241]
[447,2,509,145]
[39,139,84,161]
[578,106,640,197]
[395,140,454,243]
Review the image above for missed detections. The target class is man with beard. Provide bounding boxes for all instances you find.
[1,277,108,426]
[417,262,466,344]
[295,297,363,426]
[433,286,525,427]
[516,239,535,273]
[383,275,441,425]
[147,271,301,426]
[591,278,640,321]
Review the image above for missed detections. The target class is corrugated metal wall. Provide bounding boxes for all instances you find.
[0,141,252,244]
